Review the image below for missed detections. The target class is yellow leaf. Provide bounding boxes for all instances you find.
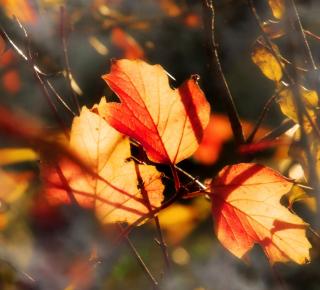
[158,198,211,245]
[0,148,38,166]
[289,133,320,188]
[286,185,316,212]
[0,170,32,203]
[268,0,285,19]
[252,42,283,82]
[278,83,318,132]
[0,170,33,230]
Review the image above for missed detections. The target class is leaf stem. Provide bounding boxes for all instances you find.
[154,216,171,272]
[170,164,181,192]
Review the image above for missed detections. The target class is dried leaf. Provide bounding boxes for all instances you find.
[100,59,210,164]
[211,163,311,264]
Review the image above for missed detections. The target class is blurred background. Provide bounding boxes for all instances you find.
[0,0,320,289]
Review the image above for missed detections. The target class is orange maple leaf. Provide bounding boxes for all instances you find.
[100,59,210,164]
[42,100,164,224]
[210,163,311,264]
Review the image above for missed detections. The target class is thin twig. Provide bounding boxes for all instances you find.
[154,217,171,272]
[46,80,76,116]
[247,93,278,143]
[304,29,320,42]
[60,6,81,114]
[259,119,296,142]
[0,22,74,133]
[284,0,320,227]
[117,224,160,290]
[174,165,207,190]
[132,157,171,272]
[290,0,317,71]
[202,0,245,145]
[170,165,181,191]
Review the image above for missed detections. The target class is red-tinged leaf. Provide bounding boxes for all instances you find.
[193,114,232,165]
[42,101,164,224]
[0,50,15,67]
[0,35,5,56]
[2,69,21,94]
[183,13,201,28]
[210,163,311,264]
[111,27,144,59]
[100,59,210,164]
[193,114,269,165]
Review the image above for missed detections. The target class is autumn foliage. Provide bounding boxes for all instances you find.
[0,0,319,289]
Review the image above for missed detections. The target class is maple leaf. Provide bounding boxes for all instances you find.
[100,59,210,164]
[210,163,311,264]
[42,100,164,224]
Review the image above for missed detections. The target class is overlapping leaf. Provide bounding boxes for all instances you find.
[99,59,210,164]
[42,100,164,224]
[210,163,311,264]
